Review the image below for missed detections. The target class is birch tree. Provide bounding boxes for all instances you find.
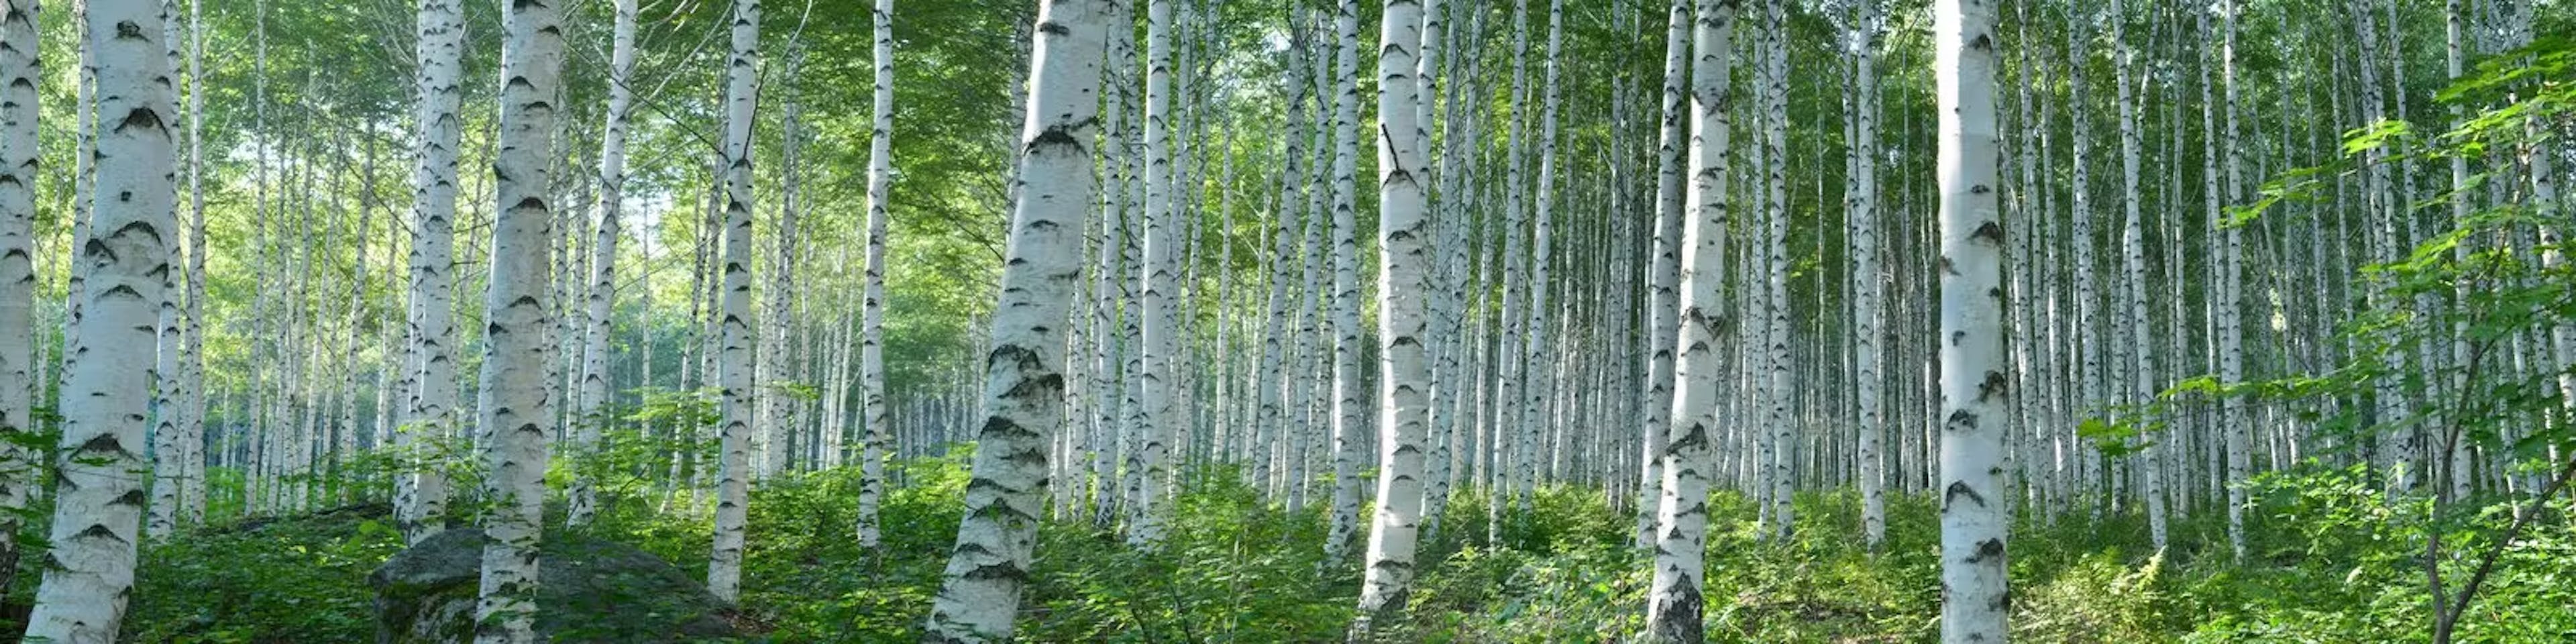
[568,0,639,530]
[1132,0,1176,548]
[471,0,566,633]
[1645,1,1733,640]
[1355,0,1428,629]
[1934,0,2008,640]
[398,0,467,545]
[1849,0,1887,550]
[21,0,175,637]
[708,0,761,604]
[1638,0,1688,549]
[1322,0,1365,561]
[920,0,1112,639]
[0,0,34,580]
[857,0,894,550]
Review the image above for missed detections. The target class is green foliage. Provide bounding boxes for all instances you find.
[119,455,2576,643]
[126,505,407,643]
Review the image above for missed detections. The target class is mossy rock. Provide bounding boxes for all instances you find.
[368,528,736,643]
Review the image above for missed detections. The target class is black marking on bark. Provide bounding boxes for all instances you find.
[1947,409,1976,429]
[1972,221,2004,245]
[1945,481,1987,508]
[1972,537,2006,566]
[1978,370,2007,402]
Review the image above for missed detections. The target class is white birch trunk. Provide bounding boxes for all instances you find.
[1935,0,2008,639]
[2109,0,2166,550]
[1645,1,1733,639]
[24,0,174,637]
[857,0,894,550]
[1759,0,1792,540]
[1851,0,1886,549]
[398,0,466,545]
[568,0,637,529]
[471,0,565,635]
[1322,0,1366,561]
[2063,7,2104,511]
[1354,0,1428,628]
[922,0,1110,639]
[1131,0,1177,548]
[1636,0,1689,551]
[0,0,36,572]
[2221,0,2251,559]
[707,0,761,604]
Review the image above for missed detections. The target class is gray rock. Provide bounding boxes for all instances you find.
[368,529,737,643]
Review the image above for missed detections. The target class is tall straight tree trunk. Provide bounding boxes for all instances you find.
[22,0,174,637]
[2110,0,2166,550]
[920,1,1111,640]
[0,0,35,584]
[1322,0,1364,561]
[1492,0,1529,531]
[2348,0,2408,490]
[1354,0,1430,630]
[180,0,207,523]
[759,43,804,480]
[147,0,187,534]
[471,0,565,635]
[1644,1,1733,641]
[2063,5,2105,511]
[857,0,894,549]
[398,0,466,545]
[1637,0,1688,550]
[1758,0,1792,540]
[1519,0,1561,519]
[1934,0,2008,641]
[1254,16,1311,502]
[707,0,761,604]
[568,0,637,529]
[1132,0,1177,548]
[1851,0,1886,549]
[2220,0,2250,560]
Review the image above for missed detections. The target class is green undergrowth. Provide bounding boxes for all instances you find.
[109,454,2576,643]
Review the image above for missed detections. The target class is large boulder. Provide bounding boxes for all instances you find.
[368,529,737,643]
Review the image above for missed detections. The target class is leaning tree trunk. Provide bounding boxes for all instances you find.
[1352,0,1429,631]
[857,0,894,550]
[471,0,566,636]
[707,0,761,604]
[921,0,1112,641]
[568,0,638,529]
[1644,1,1733,641]
[0,0,35,584]
[1934,0,2008,641]
[23,0,174,638]
[398,0,467,545]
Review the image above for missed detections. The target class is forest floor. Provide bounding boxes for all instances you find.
[91,454,2576,643]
